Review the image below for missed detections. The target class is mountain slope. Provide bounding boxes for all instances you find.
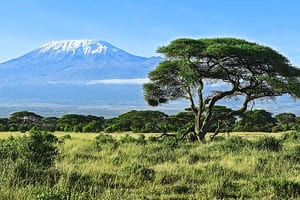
[0,40,162,85]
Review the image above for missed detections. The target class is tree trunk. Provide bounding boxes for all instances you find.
[194,114,206,143]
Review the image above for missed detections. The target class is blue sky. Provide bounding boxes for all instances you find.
[1,0,300,65]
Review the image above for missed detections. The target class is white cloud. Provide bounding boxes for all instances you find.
[86,78,149,85]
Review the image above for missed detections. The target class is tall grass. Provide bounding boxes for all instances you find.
[0,131,299,199]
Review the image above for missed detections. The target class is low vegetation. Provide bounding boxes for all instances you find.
[0,130,300,199]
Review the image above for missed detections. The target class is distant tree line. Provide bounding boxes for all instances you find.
[0,108,299,133]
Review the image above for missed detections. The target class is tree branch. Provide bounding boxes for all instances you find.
[197,79,205,116]
[185,86,198,114]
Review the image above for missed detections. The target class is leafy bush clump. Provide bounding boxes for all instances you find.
[281,131,300,142]
[283,145,300,163]
[94,134,116,148]
[0,130,60,186]
[147,136,159,143]
[254,137,282,152]
[0,130,59,167]
[119,134,136,144]
[210,136,251,152]
[161,136,178,149]
[61,134,72,140]
[136,134,146,145]
[27,130,60,166]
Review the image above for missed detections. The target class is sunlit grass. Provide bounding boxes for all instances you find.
[0,130,287,140]
[0,130,299,199]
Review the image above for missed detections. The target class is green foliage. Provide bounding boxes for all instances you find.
[8,111,43,132]
[27,130,60,166]
[254,137,282,152]
[104,110,168,133]
[136,134,146,145]
[282,131,300,142]
[94,133,116,149]
[119,134,136,144]
[61,134,72,140]
[57,114,104,133]
[144,37,300,141]
[82,120,103,133]
[275,113,299,131]
[210,136,252,152]
[0,130,60,187]
[234,109,277,132]
[283,145,300,163]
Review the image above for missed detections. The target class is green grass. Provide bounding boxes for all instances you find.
[0,131,300,199]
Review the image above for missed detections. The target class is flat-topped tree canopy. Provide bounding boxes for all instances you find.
[143,38,300,142]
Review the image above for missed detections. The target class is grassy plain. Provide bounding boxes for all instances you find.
[0,131,300,199]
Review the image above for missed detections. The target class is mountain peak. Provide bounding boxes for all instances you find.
[38,39,119,55]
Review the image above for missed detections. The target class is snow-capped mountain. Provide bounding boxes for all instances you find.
[0,39,162,85]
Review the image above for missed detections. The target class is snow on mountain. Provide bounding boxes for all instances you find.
[39,40,121,55]
[0,40,162,85]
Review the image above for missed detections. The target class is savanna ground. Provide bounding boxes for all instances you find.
[1,131,300,199]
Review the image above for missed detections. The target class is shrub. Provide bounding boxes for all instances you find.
[136,134,146,145]
[94,134,117,150]
[147,136,159,143]
[95,134,116,144]
[0,130,60,187]
[61,134,72,140]
[27,130,60,166]
[283,145,300,163]
[254,137,282,152]
[210,136,251,152]
[161,136,178,149]
[119,134,136,144]
[281,131,300,142]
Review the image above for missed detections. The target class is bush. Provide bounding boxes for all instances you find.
[27,130,60,166]
[210,136,251,152]
[119,134,136,144]
[147,136,159,143]
[95,134,116,144]
[136,134,146,145]
[61,134,72,140]
[0,130,60,187]
[281,131,300,142]
[161,136,178,149]
[254,137,282,152]
[94,134,117,149]
[283,145,300,163]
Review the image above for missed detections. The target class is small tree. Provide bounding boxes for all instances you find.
[143,38,300,142]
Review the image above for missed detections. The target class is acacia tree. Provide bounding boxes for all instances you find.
[143,38,300,142]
